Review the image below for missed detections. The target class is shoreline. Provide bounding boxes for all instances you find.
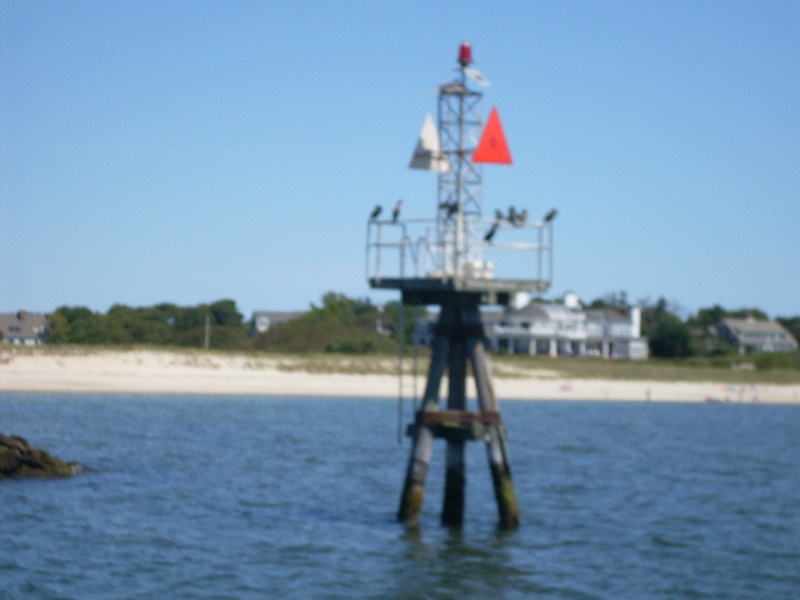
[2,348,799,404]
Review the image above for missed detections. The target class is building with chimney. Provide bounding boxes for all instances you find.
[414,293,649,359]
[0,311,48,345]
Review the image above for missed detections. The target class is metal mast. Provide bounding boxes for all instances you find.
[437,41,484,278]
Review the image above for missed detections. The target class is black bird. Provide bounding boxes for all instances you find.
[438,201,458,217]
[494,209,505,221]
[392,199,404,223]
[516,209,527,225]
[484,221,500,243]
[544,208,558,222]
[508,206,519,225]
[369,205,382,220]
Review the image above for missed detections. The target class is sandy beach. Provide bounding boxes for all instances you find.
[2,348,799,403]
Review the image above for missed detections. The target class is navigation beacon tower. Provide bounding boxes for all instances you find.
[366,41,554,528]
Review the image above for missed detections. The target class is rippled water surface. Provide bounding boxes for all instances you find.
[2,394,799,599]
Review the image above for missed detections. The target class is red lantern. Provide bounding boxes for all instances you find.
[458,40,472,65]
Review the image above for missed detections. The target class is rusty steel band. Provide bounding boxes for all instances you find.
[416,410,502,426]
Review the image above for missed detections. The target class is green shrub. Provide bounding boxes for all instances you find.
[753,352,800,371]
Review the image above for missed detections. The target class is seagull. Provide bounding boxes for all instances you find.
[544,208,558,222]
[392,199,403,223]
[484,221,500,243]
[369,205,382,220]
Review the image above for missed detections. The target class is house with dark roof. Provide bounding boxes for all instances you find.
[717,317,798,354]
[0,311,48,345]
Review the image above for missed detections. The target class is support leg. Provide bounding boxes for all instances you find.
[468,330,520,529]
[397,335,448,526]
[442,332,467,526]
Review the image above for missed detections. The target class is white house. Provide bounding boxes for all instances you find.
[487,293,648,360]
[414,293,649,360]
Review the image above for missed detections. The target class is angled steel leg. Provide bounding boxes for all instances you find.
[397,334,448,525]
[468,314,520,529]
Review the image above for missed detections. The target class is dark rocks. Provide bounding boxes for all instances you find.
[0,433,81,480]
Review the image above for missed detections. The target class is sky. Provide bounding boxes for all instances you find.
[2,1,798,320]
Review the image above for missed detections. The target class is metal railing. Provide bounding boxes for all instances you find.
[366,216,553,287]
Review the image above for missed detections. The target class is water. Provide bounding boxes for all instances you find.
[1,393,799,599]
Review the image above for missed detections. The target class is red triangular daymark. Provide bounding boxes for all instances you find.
[472,106,512,165]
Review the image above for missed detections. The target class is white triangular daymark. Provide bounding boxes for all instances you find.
[409,113,450,173]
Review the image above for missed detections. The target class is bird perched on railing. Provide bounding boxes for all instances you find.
[484,210,506,243]
[484,221,500,242]
[369,205,382,220]
[439,201,458,217]
[508,206,518,224]
[544,208,558,222]
[506,207,527,226]
[392,199,404,223]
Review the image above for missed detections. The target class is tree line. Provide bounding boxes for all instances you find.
[41,291,800,362]
[47,299,247,349]
[43,293,424,354]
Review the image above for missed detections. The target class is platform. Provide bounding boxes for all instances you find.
[368,276,549,306]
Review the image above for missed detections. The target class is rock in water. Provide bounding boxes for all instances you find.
[0,433,81,480]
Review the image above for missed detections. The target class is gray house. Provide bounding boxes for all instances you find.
[718,317,798,354]
[0,311,48,345]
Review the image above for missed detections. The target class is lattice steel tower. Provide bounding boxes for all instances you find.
[436,66,484,277]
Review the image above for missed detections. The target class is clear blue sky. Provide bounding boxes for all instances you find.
[2,1,798,319]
